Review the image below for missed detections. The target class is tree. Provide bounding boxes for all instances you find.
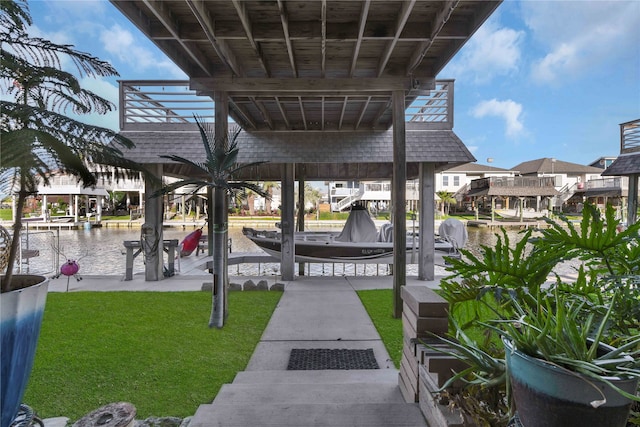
[436,191,456,216]
[153,117,268,328]
[0,0,147,291]
[304,183,322,213]
[262,181,279,214]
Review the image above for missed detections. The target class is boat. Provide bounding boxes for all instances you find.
[242,204,464,264]
[494,208,549,220]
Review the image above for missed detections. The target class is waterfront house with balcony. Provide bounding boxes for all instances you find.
[509,157,603,212]
[602,119,640,224]
[328,162,515,213]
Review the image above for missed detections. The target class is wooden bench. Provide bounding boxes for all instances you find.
[123,239,179,280]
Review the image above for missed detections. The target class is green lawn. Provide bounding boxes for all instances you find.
[357,289,403,369]
[24,291,281,421]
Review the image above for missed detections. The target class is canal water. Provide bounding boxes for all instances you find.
[17,224,542,278]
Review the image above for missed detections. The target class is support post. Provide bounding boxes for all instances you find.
[297,177,305,276]
[392,90,406,318]
[418,162,435,281]
[628,174,638,225]
[281,163,296,280]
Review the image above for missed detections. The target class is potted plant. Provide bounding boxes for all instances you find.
[496,288,640,427]
[425,203,640,426]
[1,2,146,426]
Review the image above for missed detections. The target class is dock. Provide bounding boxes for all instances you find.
[467,219,550,229]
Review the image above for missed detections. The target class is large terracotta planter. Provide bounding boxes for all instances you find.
[504,338,638,427]
[1,275,49,427]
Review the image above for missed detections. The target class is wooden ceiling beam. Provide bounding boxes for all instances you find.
[185,0,244,76]
[276,0,298,77]
[321,96,325,131]
[251,97,274,130]
[191,77,431,93]
[229,99,258,130]
[376,0,416,77]
[355,97,371,130]
[339,96,348,130]
[141,0,213,76]
[372,98,392,127]
[231,0,270,76]
[350,0,370,77]
[274,97,291,129]
[406,0,458,75]
[321,0,327,78]
[298,96,307,130]
[426,1,502,75]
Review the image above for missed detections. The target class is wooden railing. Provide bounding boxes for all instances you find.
[119,81,214,130]
[620,119,640,154]
[406,80,454,129]
[470,176,556,190]
[587,177,627,190]
[119,79,455,131]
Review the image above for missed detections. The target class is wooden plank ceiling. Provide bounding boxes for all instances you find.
[110,0,501,132]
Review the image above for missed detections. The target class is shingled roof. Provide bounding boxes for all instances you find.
[602,153,640,176]
[511,158,603,175]
[120,125,475,180]
[445,163,511,173]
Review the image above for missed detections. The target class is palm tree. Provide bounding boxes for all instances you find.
[153,117,267,328]
[262,181,279,214]
[304,183,323,214]
[0,0,147,292]
[436,191,456,216]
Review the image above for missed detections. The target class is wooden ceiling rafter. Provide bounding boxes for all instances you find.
[141,0,213,76]
[298,96,307,130]
[228,99,258,130]
[274,96,291,129]
[406,0,458,75]
[185,0,243,76]
[376,0,416,78]
[276,0,298,78]
[321,0,327,78]
[349,0,371,78]
[339,96,349,130]
[355,96,371,130]
[231,0,270,76]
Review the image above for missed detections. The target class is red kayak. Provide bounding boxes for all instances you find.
[180,228,202,257]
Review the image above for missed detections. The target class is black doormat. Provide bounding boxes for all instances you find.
[287,348,379,370]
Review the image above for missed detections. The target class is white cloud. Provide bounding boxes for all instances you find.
[524,1,640,84]
[472,99,524,138]
[444,18,525,84]
[101,24,186,79]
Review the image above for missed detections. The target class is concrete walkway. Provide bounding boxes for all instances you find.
[49,273,442,426]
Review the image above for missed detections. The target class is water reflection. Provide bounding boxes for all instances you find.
[19,224,541,277]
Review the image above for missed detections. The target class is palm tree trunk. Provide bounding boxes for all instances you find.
[209,187,228,328]
[2,190,26,293]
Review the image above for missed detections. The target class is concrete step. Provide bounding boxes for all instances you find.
[233,368,399,384]
[212,382,406,405]
[191,402,428,427]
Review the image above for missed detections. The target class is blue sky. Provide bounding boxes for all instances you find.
[23,0,640,170]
